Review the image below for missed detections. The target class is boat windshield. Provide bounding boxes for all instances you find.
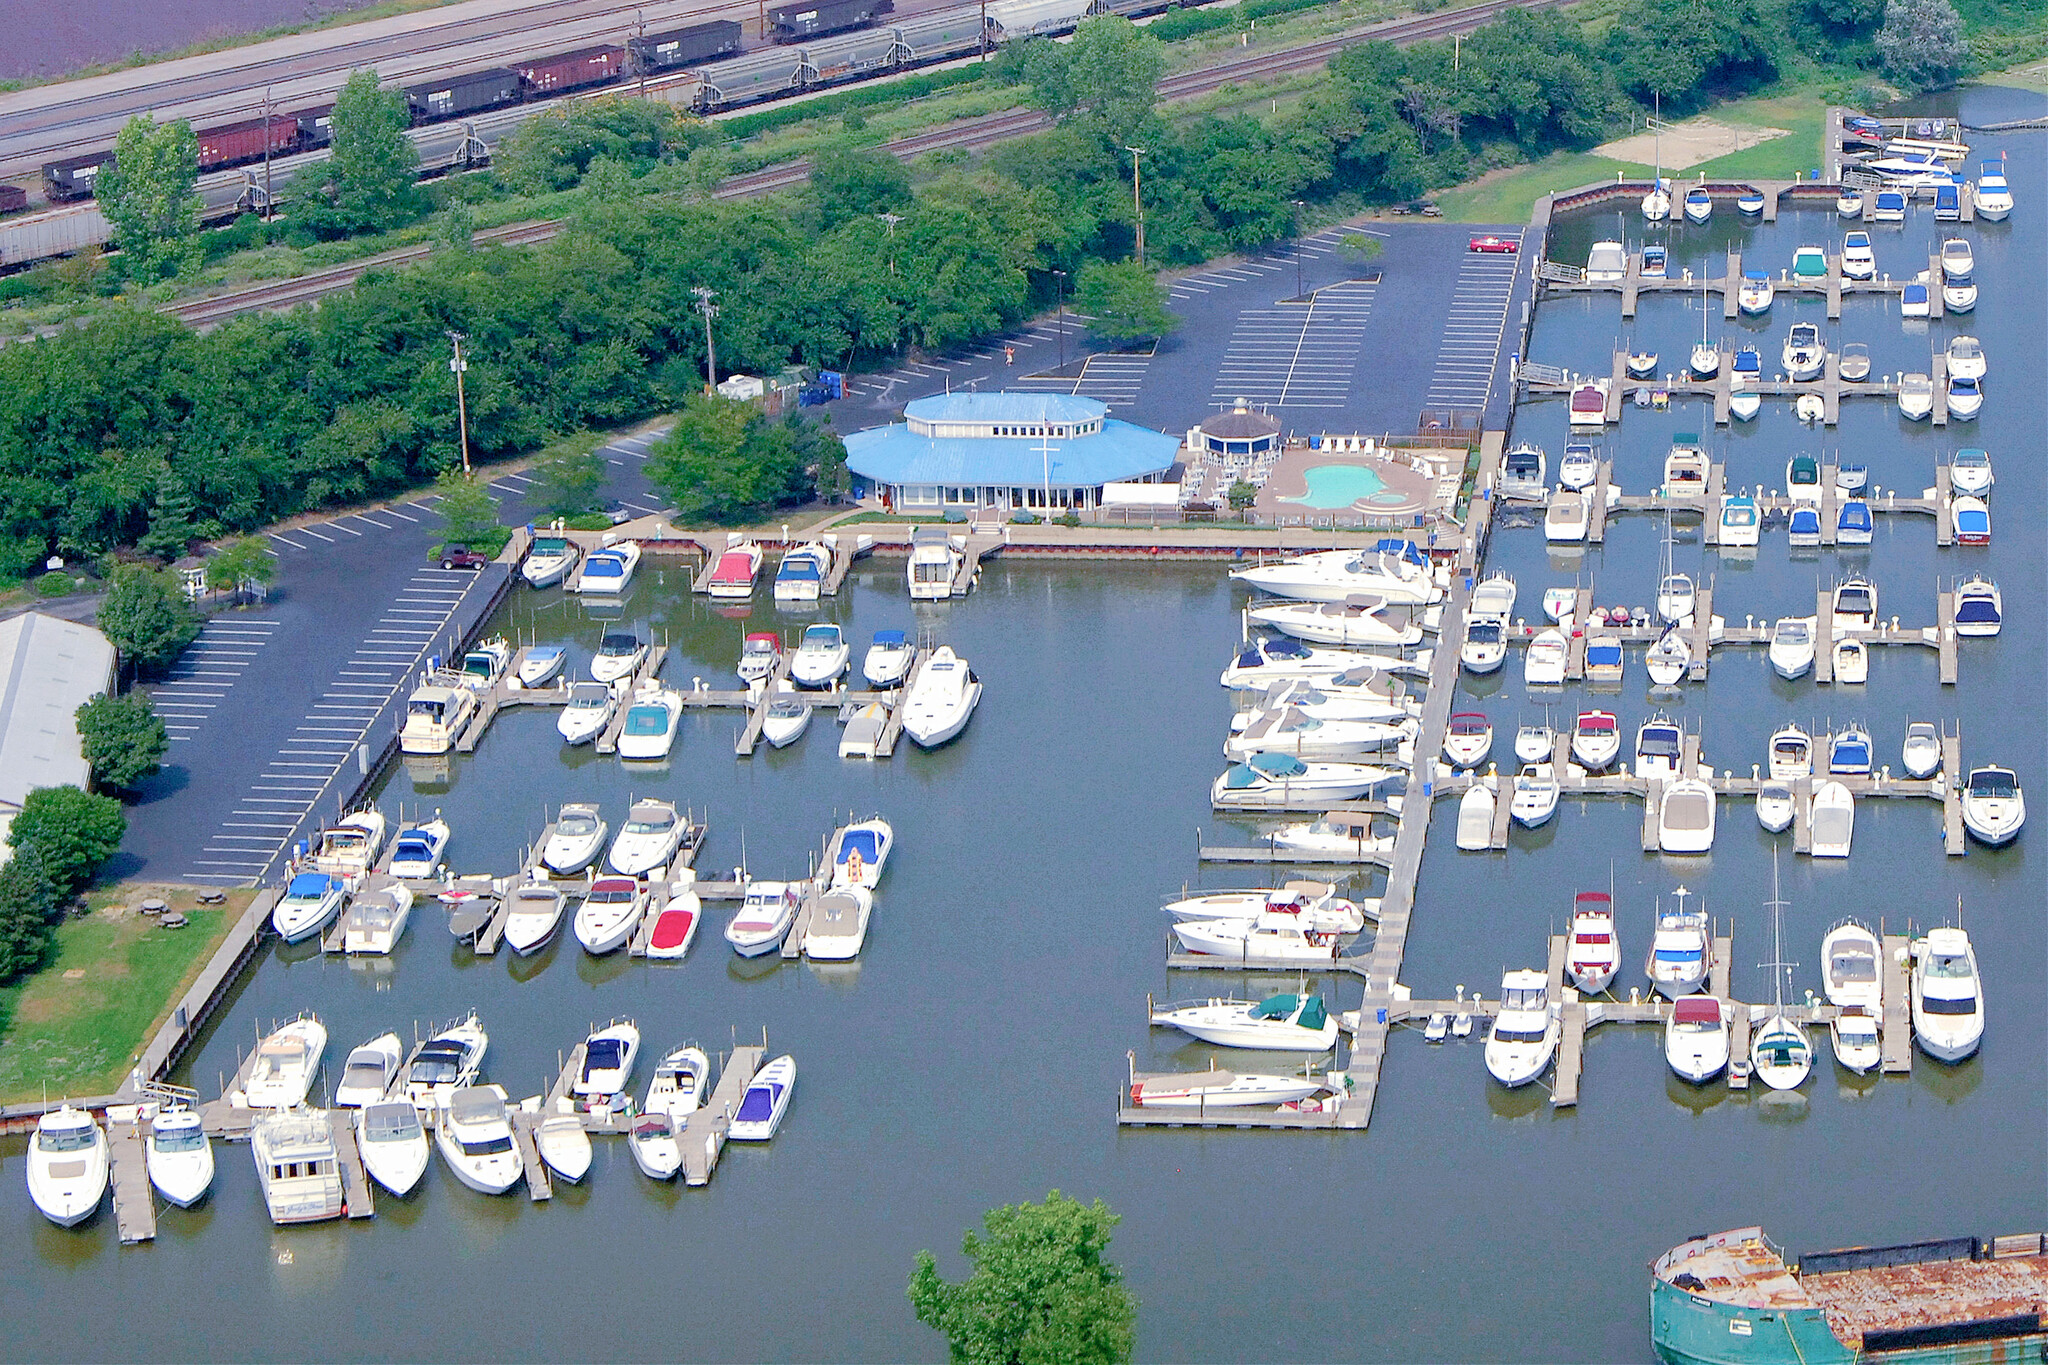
[589,884,637,905]
[1466,621,1503,644]
[37,1123,96,1153]
[557,812,598,836]
[584,1039,629,1074]
[1924,952,1974,980]
[1830,953,1877,983]
[462,653,494,677]
[1967,770,2017,798]
[1776,621,1811,644]
[407,696,448,720]
[365,1106,421,1142]
[1492,1027,1548,1045]
[460,1135,515,1156]
[567,686,608,709]
[343,1058,389,1089]
[410,1045,465,1085]
[598,632,640,656]
[1923,994,1977,1014]
[801,626,841,648]
[154,1124,206,1153]
[1655,947,1703,963]
[1724,505,1757,526]
[533,536,568,556]
[1640,729,1681,757]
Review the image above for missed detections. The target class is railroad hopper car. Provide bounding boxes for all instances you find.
[769,0,893,43]
[986,0,1094,38]
[296,106,335,151]
[0,186,28,216]
[511,44,628,95]
[43,152,115,202]
[405,68,524,123]
[628,20,744,71]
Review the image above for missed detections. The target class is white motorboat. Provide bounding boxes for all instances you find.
[1499,443,1546,501]
[1571,380,1611,429]
[1840,230,1875,278]
[1829,725,1873,776]
[1247,598,1432,649]
[1442,712,1493,767]
[1832,578,1877,633]
[1768,617,1816,679]
[630,1045,710,1179]
[1265,817,1395,861]
[862,630,914,687]
[1459,615,1506,674]
[1756,782,1794,833]
[399,679,477,755]
[1944,278,1977,311]
[575,1020,641,1097]
[1558,444,1599,490]
[1948,448,1992,498]
[706,537,763,600]
[737,631,782,683]
[1566,891,1619,994]
[1641,244,1668,279]
[357,1101,429,1196]
[1718,495,1759,548]
[556,679,622,745]
[1572,710,1620,770]
[1645,626,1689,688]
[901,645,982,747]
[1952,494,1990,545]
[1938,235,1973,282]
[760,696,811,748]
[1737,272,1774,315]
[522,533,581,587]
[1961,765,2024,845]
[140,1105,215,1209]
[644,872,701,959]
[1524,629,1567,687]
[1831,638,1868,684]
[388,817,450,880]
[27,1105,108,1227]
[1901,722,1942,779]
[1665,996,1730,1083]
[607,798,685,876]
[250,1111,343,1224]
[803,886,873,960]
[500,882,567,955]
[1226,709,1412,762]
[1782,323,1825,381]
[239,1017,327,1110]
[1912,926,1983,1061]
[403,1013,487,1110]
[1768,724,1812,781]
[1484,969,1559,1088]
[1634,712,1683,781]
[342,884,413,955]
[589,630,648,684]
[1150,991,1338,1050]
[335,1032,403,1107]
[1126,1059,1320,1111]
[1455,781,1495,851]
[1869,189,1906,220]
[1514,725,1554,765]
[1944,334,1985,382]
[1809,781,1854,858]
[1662,439,1708,498]
[1822,918,1884,1075]
[1229,546,1441,605]
[1897,372,1934,420]
[310,809,387,882]
[1163,883,1369,932]
[723,880,802,957]
[575,876,648,954]
[542,803,608,874]
[1973,159,2012,217]
[1509,765,1559,828]
[774,542,831,602]
[1469,571,1516,622]
[1243,677,1415,725]
[515,644,567,689]
[1946,374,1982,420]
[1543,489,1590,543]
[1646,889,1710,999]
[1172,909,1349,963]
[615,682,683,761]
[907,526,964,600]
[1585,240,1627,282]
[456,637,511,693]
[1223,636,1401,691]
[537,1111,591,1184]
[272,871,347,944]
[838,701,889,758]
[1658,779,1716,854]
[1211,752,1394,810]
[1683,185,1712,222]
[435,1085,524,1195]
[730,1054,797,1139]
[826,818,893,890]
[788,623,850,687]
[1736,187,1765,213]
[1786,454,1822,503]
[573,542,641,595]
[1953,576,1999,638]
[1838,342,1872,381]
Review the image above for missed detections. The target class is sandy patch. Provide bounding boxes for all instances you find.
[1596,118,1791,171]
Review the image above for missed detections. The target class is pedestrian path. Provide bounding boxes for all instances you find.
[1207,279,1378,410]
[148,618,278,743]
[1422,243,1523,412]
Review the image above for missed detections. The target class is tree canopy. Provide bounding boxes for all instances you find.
[98,115,203,281]
[1877,0,1969,88]
[97,565,201,678]
[1074,260,1176,345]
[8,786,127,899]
[309,69,428,236]
[0,846,62,983]
[75,692,168,794]
[647,395,845,525]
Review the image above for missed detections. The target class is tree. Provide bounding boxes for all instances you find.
[647,395,832,524]
[75,692,168,794]
[1022,18,1165,148]
[136,466,198,562]
[323,70,427,234]
[0,845,62,982]
[8,786,127,899]
[909,1191,1136,1365]
[432,468,504,552]
[1073,259,1177,346]
[1877,0,1967,89]
[1227,479,1258,512]
[532,435,607,517]
[808,145,912,232]
[205,536,277,598]
[97,564,200,678]
[98,115,202,282]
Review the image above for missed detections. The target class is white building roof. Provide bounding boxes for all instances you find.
[0,612,116,810]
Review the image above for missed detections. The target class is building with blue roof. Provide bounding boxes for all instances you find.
[843,392,1181,518]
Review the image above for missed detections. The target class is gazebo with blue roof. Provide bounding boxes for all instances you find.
[843,392,1181,518]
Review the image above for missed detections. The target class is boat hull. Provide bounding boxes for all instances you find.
[1649,1277,1854,1365]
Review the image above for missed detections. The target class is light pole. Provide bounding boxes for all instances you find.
[1052,268,1068,375]
[447,331,471,475]
[1292,199,1306,298]
[1125,145,1147,269]
[693,285,719,395]
[261,84,274,219]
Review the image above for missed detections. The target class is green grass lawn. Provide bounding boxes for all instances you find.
[0,889,247,1104]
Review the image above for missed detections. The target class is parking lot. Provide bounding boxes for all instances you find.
[1206,277,1379,411]
[1422,237,1526,415]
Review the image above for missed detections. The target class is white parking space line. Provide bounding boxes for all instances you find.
[377,504,420,522]
[1208,280,1377,410]
[1423,250,1524,411]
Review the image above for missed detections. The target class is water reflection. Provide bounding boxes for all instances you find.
[1914,1052,1983,1104]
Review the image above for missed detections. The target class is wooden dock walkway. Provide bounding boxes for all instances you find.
[1197,843,1392,866]
[594,646,668,755]
[948,533,1004,597]
[1941,731,1966,854]
[873,646,932,757]
[1881,932,1913,1072]
[106,1109,156,1243]
[734,653,795,758]
[679,1045,765,1186]
[330,1113,377,1219]
[510,1113,553,1201]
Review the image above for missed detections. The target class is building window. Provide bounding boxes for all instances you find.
[904,485,940,506]
[945,487,972,504]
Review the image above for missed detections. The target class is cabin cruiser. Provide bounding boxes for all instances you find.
[250,1111,344,1224]
[1823,919,1884,1074]
[707,538,763,600]
[1961,765,2024,845]
[1737,271,1774,314]
[1227,709,1413,762]
[901,646,982,747]
[729,1055,798,1140]
[522,533,581,587]
[1469,571,1516,623]
[906,526,968,602]
[1564,892,1619,994]
[1212,752,1394,809]
[773,542,830,602]
[1901,721,1942,779]
[240,1017,327,1109]
[136,1105,214,1210]
[1973,161,2012,218]
[1839,230,1875,279]
[1163,882,1368,933]
[541,802,607,873]
[644,871,701,959]
[311,810,387,882]
[1173,909,1350,964]
[1953,577,1999,637]
[1127,1059,1322,1111]
[1543,489,1589,543]
[574,542,641,594]
[1912,926,1982,1061]
[1443,712,1493,768]
[1509,765,1559,828]
[1455,782,1496,851]
[1568,379,1610,429]
[1221,636,1368,691]
[1647,890,1711,998]
[1836,461,1868,493]
[1634,713,1684,781]
[400,679,477,755]
[1683,185,1712,222]
[1831,635,1868,684]
[1658,779,1716,854]
[1936,235,1972,283]
[272,872,347,944]
[1768,723,1812,780]
[576,877,648,954]
[1524,629,1567,686]
[1499,444,1546,502]
[1756,781,1794,832]
[27,1105,109,1226]
[615,682,683,761]
[1952,495,1990,545]
[1946,374,1982,420]
[1558,443,1599,490]
[1898,372,1934,420]
[788,623,850,687]
[631,1045,710,1179]
[1245,677,1416,725]
[1572,711,1620,770]
[590,630,648,684]
[1948,447,1992,497]
[1584,240,1627,281]
[436,1085,524,1195]
[723,880,803,957]
[458,637,511,692]
[357,1102,429,1196]
[1785,453,1822,503]
[1646,625,1690,687]
[557,679,622,744]
[737,631,782,683]
[501,883,568,955]
[404,1014,488,1110]
[1782,323,1825,381]
[1717,495,1759,548]
[1944,335,1985,382]
[607,799,685,876]
[1460,615,1506,674]
[1151,991,1338,1051]
[802,885,873,960]
[862,630,914,687]
[335,1033,403,1107]
[1837,498,1872,546]
[1769,617,1816,679]
[1831,578,1876,633]
[1809,781,1854,858]
[1664,996,1730,1084]
[1484,970,1559,1088]
[1229,545,1441,605]
[1662,439,1708,497]
[342,884,413,955]
[389,817,450,880]
[1247,598,1432,649]
[760,696,810,748]
[1267,815,1394,860]
[1944,274,1976,311]
[575,1020,640,1098]
[823,817,893,890]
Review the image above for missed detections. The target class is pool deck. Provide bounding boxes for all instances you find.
[1251,443,1457,524]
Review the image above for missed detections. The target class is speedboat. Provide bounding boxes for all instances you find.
[1568,379,1610,429]
[1898,372,1934,420]
[1791,244,1827,280]
[1584,634,1624,683]
[250,1111,343,1224]
[1656,572,1695,624]
[1566,891,1619,994]
[590,630,648,683]
[1626,348,1659,379]
[336,1032,404,1108]
[1787,504,1822,547]
[1162,882,1367,933]
[1717,495,1759,548]
[1945,335,1985,381]
[1946,374,1982,419]
[557,679,622,744]
[616,683,683,760]
[1782,324,1825,381]
[458,637,511,692]
[1455,782,1496,851]
[760,696,810,748]
[1469,571,1516,622]
[522,533,581,587]
[1831,637,1868,684]
[1150,991,1338,1051]
[1658,779,1716,854]
[1838,341,1871,381]
[1944,277,1977,311]
[27,1105,108,1226]
[1228,545,1441,605]
[1173,911,1349,963]
[1515,724,1553,763]
[607,798,685,876]
[575,877,648,954]
[574,1020,640,1098]
[737,631,782,683]
[1226,709,1412,762]
[272,871,347,944]
[644,871,702,959]
[240,1017,327,1110]
[1771,725,1818,782]
[1974,162,2012,218]
[400,679,477,755]
[803,885,873,960]
[1728,350,1760,421]
[773,542,830,602]
[1769,617,1816,679]
[501,882,568,955]
[1646,625,1690,687]
[1212,752,1395,809]
[827,818,893,889]
[707,537,763,599]
[1786,453,1822,503]
[1634,713,1683,780]
[789,623,849,687]
[1837,187,1861,217]
[1952,495,1990,545]
[1953,577,1999,637]
[1683,186,1712,222]
[1939,236,1972,282]
[515,645,567,688]
[1248,599,1431,649]
[1266,816,1393,861]
[1840,230,1875,278]
[1901,721,1942,779]
[1837,499,1872,545]
[1509,765,1559,828]
[1737,271,1774,314]
[1572,710,1620,770]
[542,802,607,873]
[574,542,641,595]
[1736,187,1764,214]
[723,880,802,957]
[1752,1012,1813,1091]
[1484,969,1559,1088]
[901,645,981,747]
[1585,240,1627,282]
[310,809,387,881]
[1837,464,1868,495]
[357,1101,429,1196]
[1559,444,1599,490]
[1961,765,2025,845]
[862,630,913,687]
[404,1013,487,1110]
[1460,615,1506,674]
[1646,889,1710,999]
[1948,447,1992,497]
[342,885,413,955]
[1443,712,1493,768]
[1756,782,1794,832]
[1640,244,1668,279]
[1665,996,1730,1083]
[1662,439,1709,498]
[1543,490,1589,543]
[730,1054,797,1139]
[839,701,890,758]
[388,817,450,880]
[631,1045,710,1179]
[1809,781,1854,858]
[1829,724,1873,776]
[1822,919,1884,1074]
[435,1085,524,1195]
[1127,1060,1320,1111]
[537,1111,590,1185]
[1869,189,1905,221]
[1524,629,1567,686]
[1500,443,1546,502]
[1912,926,1982,1061]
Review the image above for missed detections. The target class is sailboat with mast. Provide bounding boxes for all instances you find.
[1751,852,1813,1091]
[1688,278,1718,377]
[1641,96,1671,221]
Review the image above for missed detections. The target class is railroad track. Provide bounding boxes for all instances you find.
[161,0,1552,328]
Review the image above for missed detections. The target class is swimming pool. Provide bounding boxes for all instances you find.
[1279,463,1399,510]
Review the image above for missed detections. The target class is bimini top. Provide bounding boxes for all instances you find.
[845,391,1179,488]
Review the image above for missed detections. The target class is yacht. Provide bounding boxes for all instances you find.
[1442,712,1493,768]
[1809,781,1854,858]
[1737,271,1774,314]
[388,817,450,880]
[1229,546,1441,605]
[1212,753,1394,809]
[1646,625,1689,687]
[862,630,914,687]
[1822,919,1884,1075]
[1484,969,1559,1088]
[456,637,511,693]
[1658,779,1716,854]
[1756,781,1794,833]
[537,1112,591,1185]
[737,631,782,683]
[1838,341,1871,381]
[1661,439,1708,498]
[1455,782,1496,851]
[1150,991,1338,1051]
[589,630,648,683]
[1683,186,1712,222]
[1469,571,1516,623]
[1173,911,1350,964]
[907,526,964,601]
[1247,676,1415,725]
[399,679,477,755]
[1524,629,1567,687]
[1953,577,1999,638]
[723,880,803,957]
[1509,765,1559,828]
[1944,335,1985,381]
[1832,637,1869,684]
[1543,489,1590,543]
[1716,494,1759,548]
[1126,1060,1319,1111]
[1912,926,1982,1061]
[1566,891,1620,994]
[1898,372,1934,420]
[1460,615,1506,674]
[1829,724,1873,776]
[1665,995,1730,1083]
[541,802,607,873]
[1901,721,1942,779]
[1952,495,1990,545]
[356,1100,429,1196]
[575,1020,641,1098]
[707,537,764,599]
[803,885,873,960]
[1558,444,1599,490]
[1973,161,2012,219]
[1568,379,1610,429]
[1840,230,1875,278]
[435,1085,524,1194]
[630,1045,710,1179]
[1646,890,1711,999]
[607,799,685,876]
[501,883,568,955]
[1837,499,1872,546]
[788,623,850,687]
[1768,617,1816,679]
[1226,709,1412,762]
[761,696,810,748]
[573,542,641,595]
[1572,710,1620,770]
[614,682,683,761]
[826,817,893,889]
[1634,713,1684,781]
[522,532,581,587]
[644,871,702,959]
[1960,765,2025,845]
[27,1105,108,1226]
[1948,447,1992,497]
[239,1017,327,1110]
[1267,816,1393,861]
[901,645,982,747]
[272,872,348,944]
[342,885,413,955]
[1162,882,1367,933]
[1499,443,1546,502]
[403,1014,488,1110]
[730,1055,797,1140]
[1946,374,1982,420]
[575,877,648,954]
[250,1111,344,1224]
[1248,599,1431,649]
[1767,728,1810,787]
[774,542,831,602]
[1782,323,1825,381]
[311,809,388,882]
[556,679,622,745]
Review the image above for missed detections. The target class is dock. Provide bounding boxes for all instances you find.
[1881,932,1913,1072]
[509,1113,553,1202]
[948,532,1004,597]
[106,1109,156,1243]
[679,1045,765,1186]
[734,651,795,758]
[330,1113,377,1218]
[1526,347,1947,429]
[872,646,933,757]
[593,646,669,754]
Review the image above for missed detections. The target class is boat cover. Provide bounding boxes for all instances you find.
[1733,350,1761,374]
[1250,993,1300,1019]
[1674,997,1721,1024]
[777,556,821,581]
[1248,752,1307,777]
[1955,594,1999,624]
[1577,713,1616,733]
[735,1079,784,1122]
[623,706,670,736]
[711,550,755,582]
[287,872,339,899]
[583,1039,628,1076]
[649,908,696,951]
[870,629,906,646]
[837,829,882,864]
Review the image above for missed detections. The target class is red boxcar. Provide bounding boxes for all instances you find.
[512,45,628,95]
[195,114,299,171]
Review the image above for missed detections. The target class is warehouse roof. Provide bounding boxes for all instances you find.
[847,392,1178,487]
[0,613,116,811]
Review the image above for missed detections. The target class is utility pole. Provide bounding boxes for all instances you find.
[1125,146,1147,269]
[1292,199,1305,298]
[261,84,274,219]
[877,212,902,275]
[1453,33,1462,73]
[447,332,472,475]
[979,0,988,60]
[1052,268,1068,375]
[693,285,719,395]
[636,9,647,100]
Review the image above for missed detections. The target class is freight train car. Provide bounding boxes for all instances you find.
[296,106,334,151]
[511,45,628,94]
[629,20,744,71]
[985,0,1092,39]
[42,152,115,202]
[889,9,988,61]
[195,114,299,171]
[0,186,28,216]
[0,203,109,266]
[768,0,892,43]
[405,68,523,123]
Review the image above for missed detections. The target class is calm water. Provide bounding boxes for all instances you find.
[4,115,2042,1364]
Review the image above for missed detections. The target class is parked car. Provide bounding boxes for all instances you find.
[439,543,491,570]
[1469,235,1518,253]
